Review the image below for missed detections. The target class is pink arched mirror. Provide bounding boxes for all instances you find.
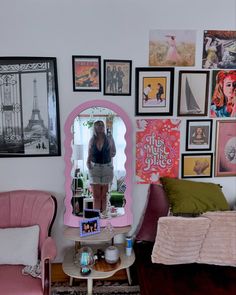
[64,100,133,227]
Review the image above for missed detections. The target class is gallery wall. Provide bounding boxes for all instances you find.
[0,0,235,261]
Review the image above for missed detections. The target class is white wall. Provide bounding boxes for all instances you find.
[0,0,236,261]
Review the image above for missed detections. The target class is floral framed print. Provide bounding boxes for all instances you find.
[181,153,213,178]
[136,118,181,183]
[186,119,212,151]
[177,70,209,116]
[103,59,132,96]
[0,56,61,157]
[135,67,174,116]
[215,120,236,177]
[72,55,101,92]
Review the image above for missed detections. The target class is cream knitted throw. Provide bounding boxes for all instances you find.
[151,211,236,267]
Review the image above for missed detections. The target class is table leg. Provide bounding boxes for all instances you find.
[69,276,73,286]
[126,267,132,285]
[87,277,93,295]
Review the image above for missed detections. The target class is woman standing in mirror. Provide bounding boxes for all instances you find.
[87,120,116,215]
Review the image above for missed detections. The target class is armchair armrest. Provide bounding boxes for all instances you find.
[41,237,57,295]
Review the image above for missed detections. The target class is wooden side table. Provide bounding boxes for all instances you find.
[63,226,135,295]
[63,245,135,295]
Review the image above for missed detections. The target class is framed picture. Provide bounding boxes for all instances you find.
[215,120,236,177]
[103,59,132,95]
[135,67,174,116]
[0,56,61,157]
[177,70,209,116]
[186,120,212,151]
[202,30,236,69]
[79,217,101,237]
[181,153,213,178]
[136,118,181,183]
[72,55,101,92]
[149,29,196,67]
[210,70,236,118]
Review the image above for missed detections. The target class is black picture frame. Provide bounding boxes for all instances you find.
[135,67,174,116]
[177,70,209,116]
[103,59,132,96]
[0,56,61,157]
[181,153,213,178]
[72,55,101,92]
[186,119,213,151]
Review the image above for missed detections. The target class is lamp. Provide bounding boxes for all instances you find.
[75,246,94,275]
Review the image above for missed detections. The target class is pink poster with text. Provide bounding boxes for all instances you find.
[136,119,181,183]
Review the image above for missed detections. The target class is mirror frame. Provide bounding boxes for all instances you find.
[64,99,133,227]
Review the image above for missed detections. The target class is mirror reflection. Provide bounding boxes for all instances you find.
[71,107,126,219]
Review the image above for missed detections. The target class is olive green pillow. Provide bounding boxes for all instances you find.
[160,177,229,215]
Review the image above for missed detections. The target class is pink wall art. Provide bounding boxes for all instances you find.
[136,119,181,183]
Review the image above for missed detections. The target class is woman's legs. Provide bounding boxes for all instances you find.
[91,184,102,211]
[101,184,109,212]
[91,183,109,213]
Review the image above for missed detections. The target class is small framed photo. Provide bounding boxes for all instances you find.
[72,55,101,92]
[215,120,236,177]
[181,153,213,178]
[186,120,212,151]
[177,70,209,116]
[135,67,174,116]
[80,217,101,237]
[0,56,61,157]
[103,59,132,95]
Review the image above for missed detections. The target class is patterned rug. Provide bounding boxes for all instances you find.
[51,281,140,295]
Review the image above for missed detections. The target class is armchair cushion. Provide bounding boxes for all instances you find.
[0,265,43,295]
[0,225,39,266]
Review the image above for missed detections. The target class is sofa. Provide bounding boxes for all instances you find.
[134,181,236,295]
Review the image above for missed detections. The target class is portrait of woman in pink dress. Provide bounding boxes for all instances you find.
[165,35,180,64]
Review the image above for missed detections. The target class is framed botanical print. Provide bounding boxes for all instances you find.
[72,55,101,92]
[181,153,213,178]
[177,70,209,116]
[215,120,236,176]
[103,59,132,95]
[0,56,61,157]
[186,120,212,151]
[135,67,174,116]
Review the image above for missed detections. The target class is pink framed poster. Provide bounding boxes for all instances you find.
[136,119,181,183]
[215,120,236,176]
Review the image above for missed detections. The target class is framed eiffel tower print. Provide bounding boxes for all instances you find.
[0,57,61,157]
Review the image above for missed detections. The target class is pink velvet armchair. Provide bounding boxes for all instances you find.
[0,190,57,295]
